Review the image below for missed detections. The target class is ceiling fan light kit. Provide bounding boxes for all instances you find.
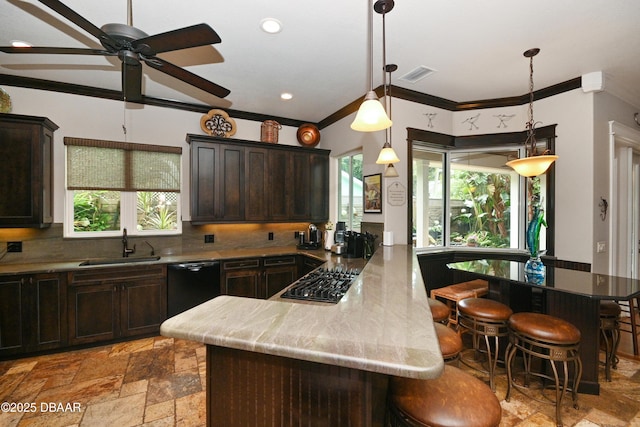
[506,48,558,177]
[0,0,231,103]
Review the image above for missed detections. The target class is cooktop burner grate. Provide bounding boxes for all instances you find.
[280,267,359,303]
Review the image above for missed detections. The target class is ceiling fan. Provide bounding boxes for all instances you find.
[0,0,230,102]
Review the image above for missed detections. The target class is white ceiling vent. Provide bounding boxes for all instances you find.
[399,66,436,84]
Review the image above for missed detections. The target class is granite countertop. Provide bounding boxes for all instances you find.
[160,245,444,380]
[0,246,329,275]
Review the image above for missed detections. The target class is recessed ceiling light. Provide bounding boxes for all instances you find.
[11,40,32,48]
[280,92,293,100]
[260,18,282,34]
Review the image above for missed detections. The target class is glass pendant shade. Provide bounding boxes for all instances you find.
[376,142,400,164]
[350,91,392,132]
[384,163,399,177]
[506,154,558,177]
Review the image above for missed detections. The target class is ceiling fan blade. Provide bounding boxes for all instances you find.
[133,24,222,55]
[38,0,119,50]
[122,61,143,102]
[0,46,112,55]
[143,57,230,98]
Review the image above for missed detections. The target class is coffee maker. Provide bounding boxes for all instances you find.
[331,221,346,254]
[307,223,321,248]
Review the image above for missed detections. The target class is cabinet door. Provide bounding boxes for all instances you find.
[289,151,311,220]
[268,150,290,221]
[68,282,118,345]
[219,145,245,220]
[31,273,66,351]
[191,141,219,222]
[223,270,261,298]
[221,259,261,298]
[0,115,55,228]
[0,275,27,354]
[309,152,329,222]
[264,266,297,299]
[245,147,269,221]
[121,278,167,337]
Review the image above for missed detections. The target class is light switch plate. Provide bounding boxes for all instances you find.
[596,241,606,253]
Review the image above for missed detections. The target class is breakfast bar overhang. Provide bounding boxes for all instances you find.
[161,245,444,426]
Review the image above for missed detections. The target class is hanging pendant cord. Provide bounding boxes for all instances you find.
[525,54,536,157]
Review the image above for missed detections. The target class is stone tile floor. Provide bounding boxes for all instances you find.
[0,335,639,426]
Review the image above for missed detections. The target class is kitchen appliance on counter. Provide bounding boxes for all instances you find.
[280,266,359,303]
[168,261,220,317]
[297,223,322,249]
[344,231,365,258]
[331,221,347,254]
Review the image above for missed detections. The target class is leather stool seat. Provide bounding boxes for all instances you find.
[387,365,502,427]
[458,297,512,391]
[506,312,582,427]
[428,298,450,324]
[430,279,489,326]
[600,301,621,381]
[435,323,463,363]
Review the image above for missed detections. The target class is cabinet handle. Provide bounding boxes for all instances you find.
[29,277,33,285]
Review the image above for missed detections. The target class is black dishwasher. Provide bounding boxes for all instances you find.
[168,261,220,316]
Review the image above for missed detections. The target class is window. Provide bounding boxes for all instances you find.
[410,126,555,253]
[413,146,520,249]
[64,137,181,237]
[338,152,363,232]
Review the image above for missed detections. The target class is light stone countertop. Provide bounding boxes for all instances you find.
[160,245,444,380]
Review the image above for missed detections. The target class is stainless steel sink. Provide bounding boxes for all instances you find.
[79,256,161,266]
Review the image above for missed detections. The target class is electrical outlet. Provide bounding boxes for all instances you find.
[204,234,215,244]
[596,241,606,253]
[7,241,22,252]
[268,232,274,240]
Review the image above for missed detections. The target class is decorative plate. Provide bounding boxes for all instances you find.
[200,109,237,137]
[296,123,320,147]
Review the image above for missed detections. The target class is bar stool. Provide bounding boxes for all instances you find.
[617,297,640,355]
[457,297,512,391]
[430,279,489,327]
[428,298,450,324]
[435,322,463,365]
[505,312,582,427]
[387,365,502,427]
[600,301,621,381]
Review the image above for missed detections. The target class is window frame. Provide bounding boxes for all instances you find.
[407,125,556,255]
[337,150,363,232]
[63,138,182,238]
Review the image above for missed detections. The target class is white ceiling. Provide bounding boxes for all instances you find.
[1,0,639,124]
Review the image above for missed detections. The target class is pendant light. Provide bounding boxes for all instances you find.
[374,0,399,168]
[506,48,558,177]
[350,0,392,132]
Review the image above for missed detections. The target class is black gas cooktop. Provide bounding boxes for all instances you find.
[280,267,359,304]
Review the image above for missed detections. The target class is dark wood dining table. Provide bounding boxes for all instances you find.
[447,259,640,395]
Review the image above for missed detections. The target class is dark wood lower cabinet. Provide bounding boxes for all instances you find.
[207,345,388,427]
[0,273,66,357]
[221,256,298,299]
[68,265,167,346]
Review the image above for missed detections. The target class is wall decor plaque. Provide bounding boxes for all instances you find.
[200,109,237,137]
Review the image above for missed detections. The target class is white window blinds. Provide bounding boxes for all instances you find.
[65,137,181,192]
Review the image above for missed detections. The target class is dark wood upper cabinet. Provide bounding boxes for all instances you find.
[188,134,329,224]
[0,113,57,228]
[190,139,245,222]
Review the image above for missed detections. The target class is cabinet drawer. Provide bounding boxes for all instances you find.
[222,259,260,270]
[264,256,296,267]
[70,265,166,285]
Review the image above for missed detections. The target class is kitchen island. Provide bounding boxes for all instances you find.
[160,245,443,426]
